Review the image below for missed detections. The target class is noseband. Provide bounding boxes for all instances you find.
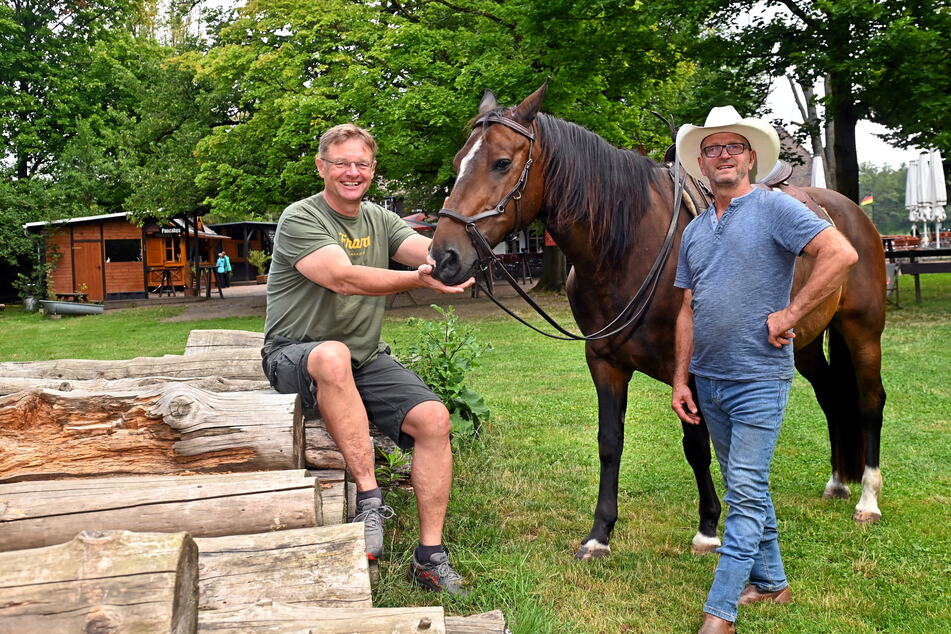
[437,113,536,278]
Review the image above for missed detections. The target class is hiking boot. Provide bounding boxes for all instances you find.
[408,551,469,597]
[351,498,394,560]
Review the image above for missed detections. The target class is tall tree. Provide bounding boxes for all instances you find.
[182,0,758,221]
[702,0,951,203]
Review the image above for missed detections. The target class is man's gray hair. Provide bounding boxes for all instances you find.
[318,123,377,159]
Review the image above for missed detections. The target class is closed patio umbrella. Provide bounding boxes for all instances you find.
[928,150,946,247]
[906,159,920,235]
[811,154,826,188]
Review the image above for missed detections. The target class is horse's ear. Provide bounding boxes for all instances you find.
[513,81,548,124]
[479,90,498,114]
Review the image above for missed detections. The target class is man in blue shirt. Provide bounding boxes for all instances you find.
[671,107,857,633]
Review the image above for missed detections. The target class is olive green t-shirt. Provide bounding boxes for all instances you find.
[263,193,416,367]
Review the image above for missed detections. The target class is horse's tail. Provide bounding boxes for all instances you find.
[827,328,867,482]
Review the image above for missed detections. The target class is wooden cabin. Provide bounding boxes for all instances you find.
[205,221,276,282]
[24,213,231,302]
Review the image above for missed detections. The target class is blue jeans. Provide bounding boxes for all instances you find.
[695,376,791,623]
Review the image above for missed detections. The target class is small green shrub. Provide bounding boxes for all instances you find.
[247,249,271,275]
[375,444,413,487]
[398,305,491,445]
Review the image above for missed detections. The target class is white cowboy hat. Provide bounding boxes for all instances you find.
[675,105,780,185]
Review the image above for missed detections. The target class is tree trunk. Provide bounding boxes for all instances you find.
[198,603,446,633]
[184,329,264,356]
[0,375,272,396]
[0,384,302,482]
[0,470,322,551]
[828,73,859,202]
[534,243,566,293]
[0,530,198,634]
[445,611,509,634]
[194,523,371,612]
[0,349,266,381]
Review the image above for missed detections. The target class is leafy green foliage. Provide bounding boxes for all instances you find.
[396,305,491,444]
[859,162,910,235]
[247,249,271,275]
[374,444,413,488]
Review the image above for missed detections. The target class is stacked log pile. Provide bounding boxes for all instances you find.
[0,329,506,633]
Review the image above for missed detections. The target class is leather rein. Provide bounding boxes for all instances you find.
[437,113,687,341]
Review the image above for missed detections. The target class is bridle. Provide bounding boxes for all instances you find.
[438,112,536,252]
[437,113,687,341]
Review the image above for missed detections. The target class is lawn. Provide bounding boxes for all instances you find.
[1,274,949,633]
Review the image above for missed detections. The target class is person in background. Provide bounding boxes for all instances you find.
[223,251,232,287]
[260,123,474,596]
[671,106,858,633]
[215,251,229,290]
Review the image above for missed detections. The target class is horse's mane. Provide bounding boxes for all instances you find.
[533,112,664,268]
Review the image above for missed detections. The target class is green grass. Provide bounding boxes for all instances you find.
[2,275,949,632]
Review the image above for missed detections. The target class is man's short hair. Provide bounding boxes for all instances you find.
[318,124,377,159]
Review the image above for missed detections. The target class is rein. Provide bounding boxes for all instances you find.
[438,114,686,341]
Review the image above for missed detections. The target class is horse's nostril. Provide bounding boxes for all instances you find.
[432,247,460,283]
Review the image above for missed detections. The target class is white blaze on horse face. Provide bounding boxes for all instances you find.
[457,136,484,182]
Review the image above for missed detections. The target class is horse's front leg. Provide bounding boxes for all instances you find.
[575,357,632,560]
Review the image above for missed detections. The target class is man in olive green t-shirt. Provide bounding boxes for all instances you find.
[261,123,473,596]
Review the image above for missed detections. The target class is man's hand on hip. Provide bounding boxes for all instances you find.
[766,308,797,348]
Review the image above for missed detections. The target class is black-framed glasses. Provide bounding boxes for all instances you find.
[321,158,375,171]
[701,143,749,158]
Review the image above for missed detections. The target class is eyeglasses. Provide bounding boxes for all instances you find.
[321,158,375,171]
[701,143,749,158]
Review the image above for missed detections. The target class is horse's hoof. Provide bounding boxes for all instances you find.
[853,510,882,524]
[691,532,721,555]
[575,539,611,560]
[823,485,850,500]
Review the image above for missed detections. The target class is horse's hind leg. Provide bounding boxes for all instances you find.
[576,358,631,560]
[795,334,852,499]
[834,320,887,524]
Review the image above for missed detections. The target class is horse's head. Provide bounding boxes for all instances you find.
[430,83,548,285]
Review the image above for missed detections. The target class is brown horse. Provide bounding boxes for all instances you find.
[430,84,887,559]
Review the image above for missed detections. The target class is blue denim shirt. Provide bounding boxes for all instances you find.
[674,188,830,381]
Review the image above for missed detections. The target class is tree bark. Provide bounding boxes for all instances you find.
[828,68,860,202]
[184,329,264,356]
[0,530,198,634]
[0,383,302,482]
[0,375,272,396]
[0,470,321,551]
[198,602,446,633]
[0,349,266,381]
[194,523,371,612]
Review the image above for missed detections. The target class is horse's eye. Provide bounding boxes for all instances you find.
[493,158,512,171]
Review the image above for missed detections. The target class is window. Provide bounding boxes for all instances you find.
[164,238,181,262]
[105,239,142,262]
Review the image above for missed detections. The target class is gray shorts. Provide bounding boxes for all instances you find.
[261,339,439,450]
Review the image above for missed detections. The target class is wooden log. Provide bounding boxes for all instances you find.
[0,383,302,482]
[0,375,273,396]
[0,530,198,634]
[0,470,321,551]
[195,523,370,611]
[185,329,264,356]
[0,349,266,381]
[312,469,348,525]
[198,603,446,633]
[305,417,346,470]
[445,611,508,634]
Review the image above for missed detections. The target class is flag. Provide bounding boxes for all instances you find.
[860,194,874,206]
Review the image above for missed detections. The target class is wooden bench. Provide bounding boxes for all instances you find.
[883,245,951,305]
